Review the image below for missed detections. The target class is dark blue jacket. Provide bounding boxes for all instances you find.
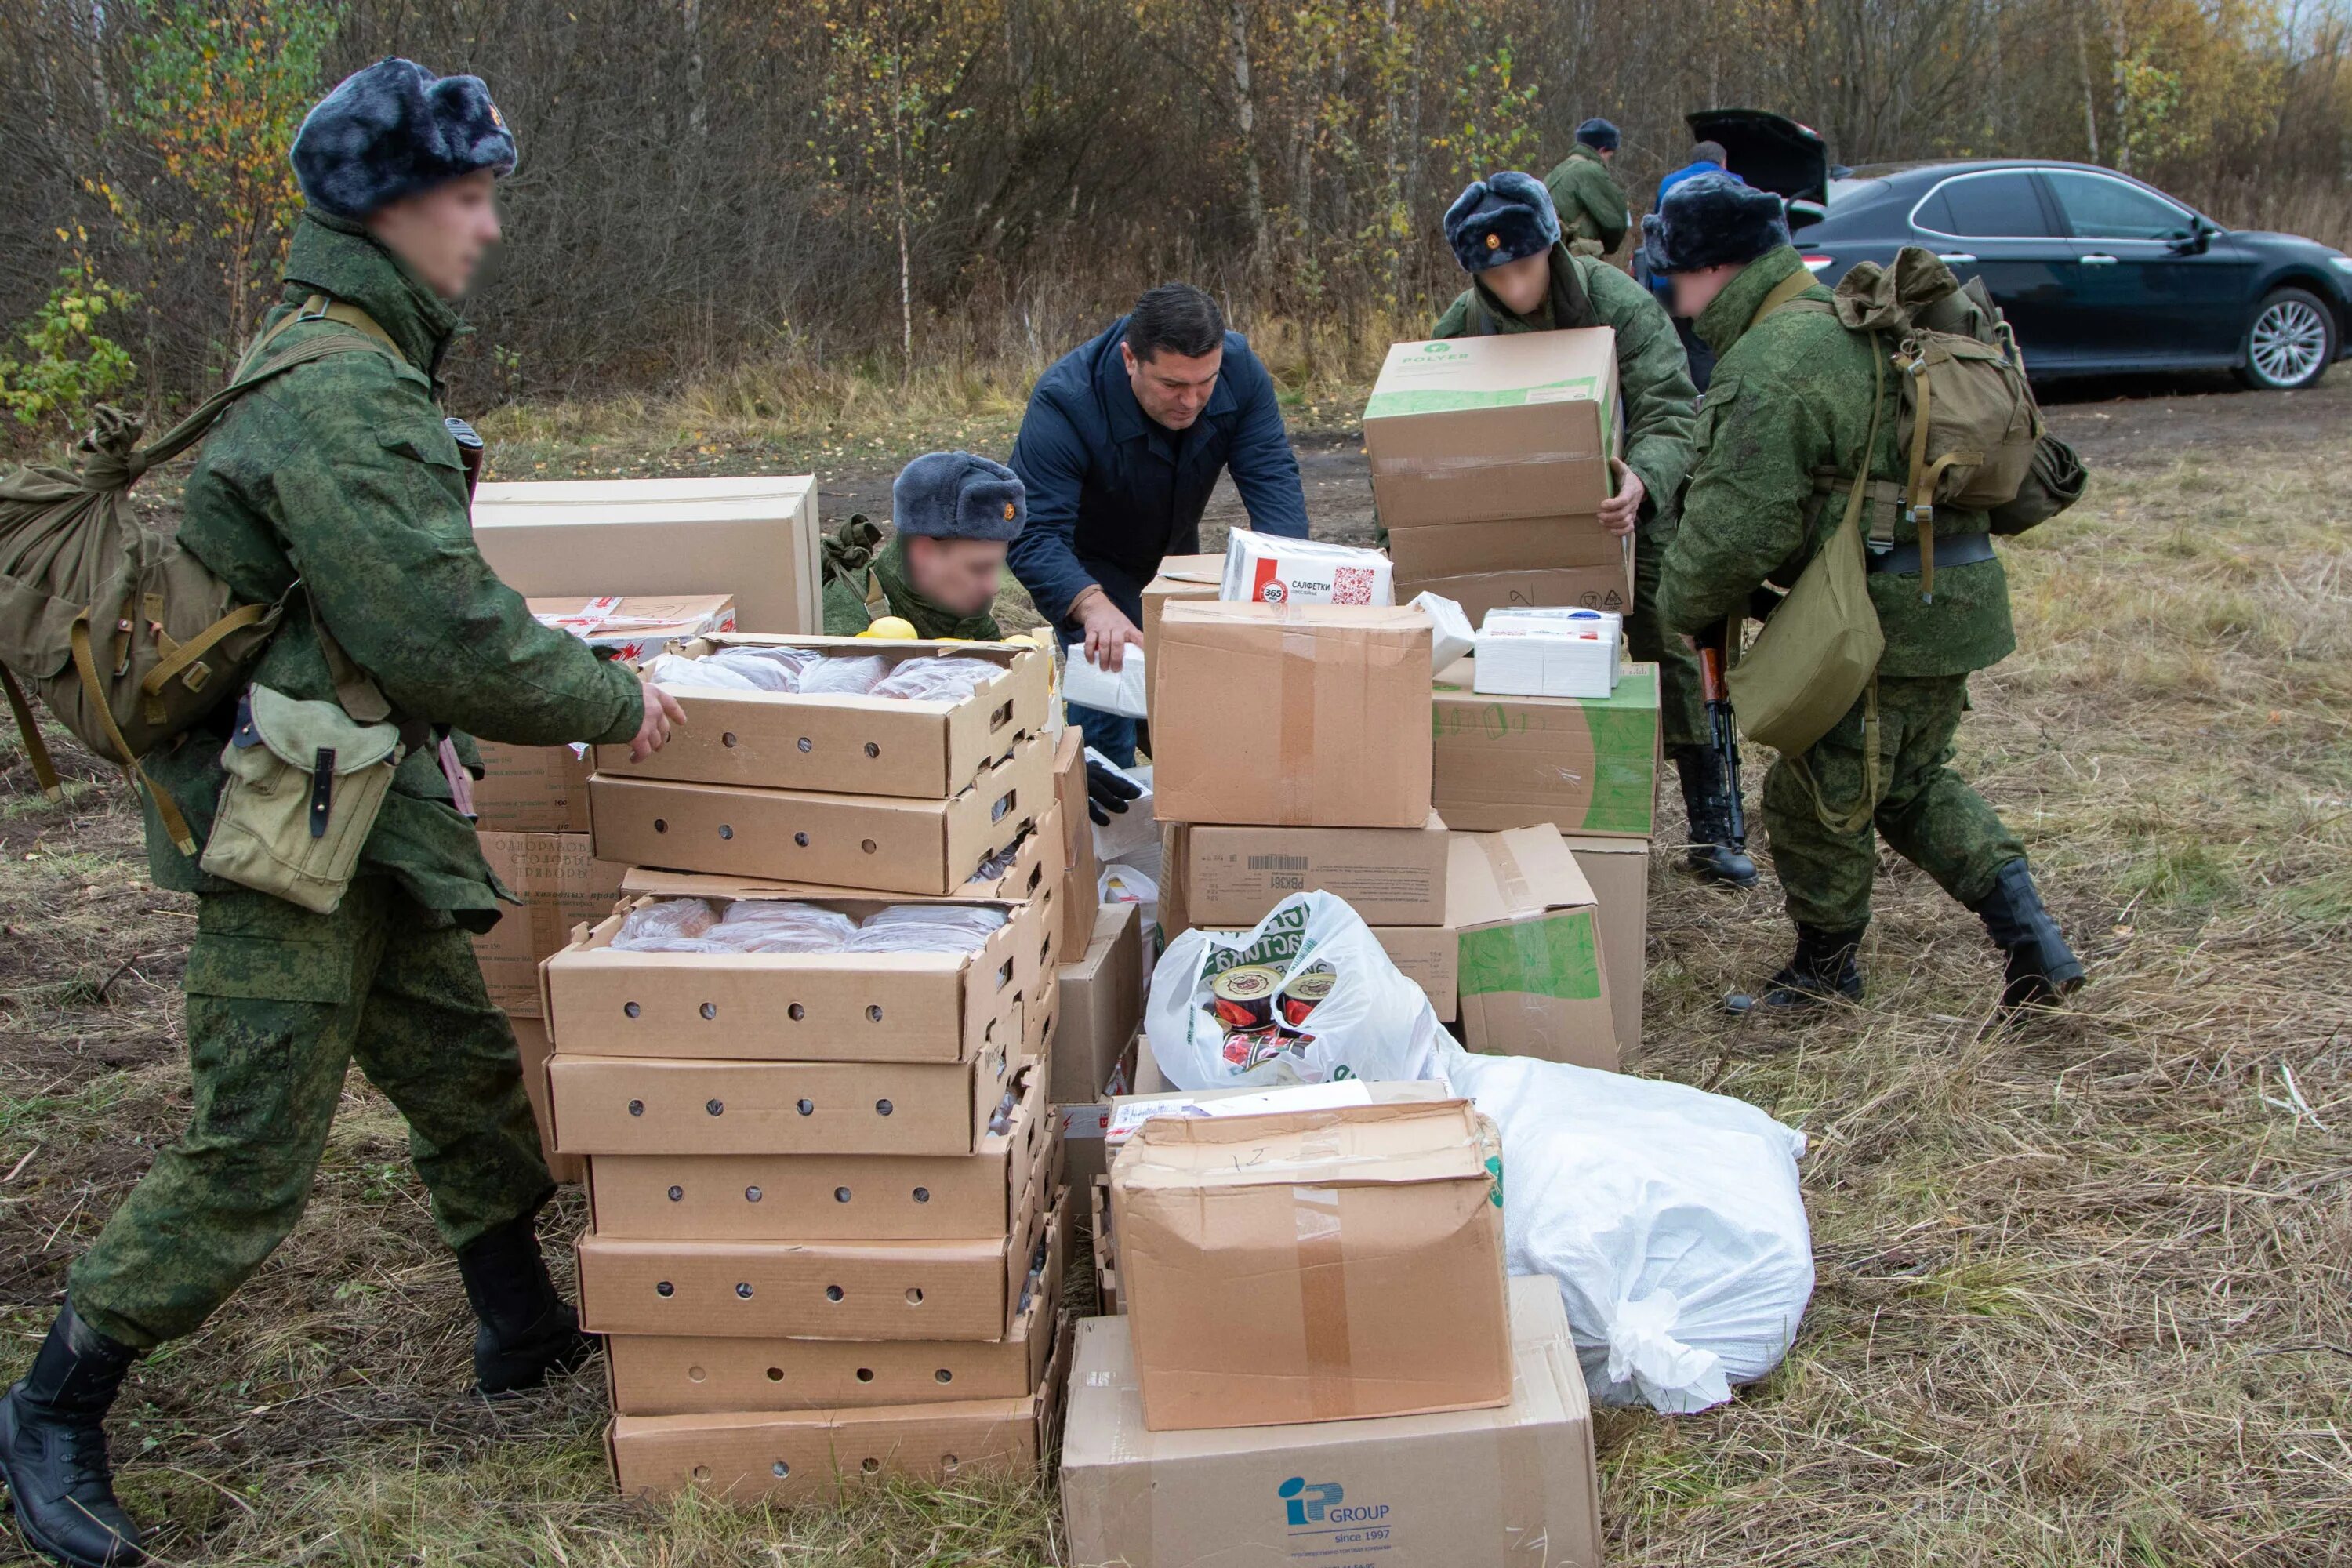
[1650,161,1745,302]
[1007,318,1309,627]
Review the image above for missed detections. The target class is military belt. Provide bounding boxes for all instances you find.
[1867,531,1994,576]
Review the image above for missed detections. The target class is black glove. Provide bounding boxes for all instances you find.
[1087,759,1142,826]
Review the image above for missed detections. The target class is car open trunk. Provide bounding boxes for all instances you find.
[1686,109,1829,205]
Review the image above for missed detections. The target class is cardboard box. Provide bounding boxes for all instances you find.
[470,832,627,1014]
[508,1014,582,1185]
[1167,816,1450,928]
[1112,1100,1508,1431]
[1140,554,1222,719]
[608,1312,1070,1503]
[1362,330,1621,527]
[1475,607,1624,700]
[528,593,737,662]
[1060,1275,1601,1568]
[1370,924,1459,1018]
[579,1178,1062,1342]
[472,739,594,833]
[1221,533,1396,607]
[586,1062,1054,1242]
[544,885,1045,1064]
[548,1044,1011,1158]
[604,1203,1068,1415]
[1566,833,1649,1059]
[1054,902,1144,1103]
[1432,658,1661,837]
[1154,603,1432,829]
[593,637,1049,799]
[590,731,1051,895]
[1091,1174,1120,1315]
[473,475,822,633]
[1451,829,1617,1072]
[614,801,1065,910]
[1395,561,1633,626]
[1055,1029,1139,1196]
[1385,517,1621,580]
[1050,729,1101,948]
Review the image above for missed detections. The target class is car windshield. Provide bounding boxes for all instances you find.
[1826,177,1888,205]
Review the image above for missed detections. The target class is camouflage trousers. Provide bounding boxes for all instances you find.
[1762,673,2025,931]
[70,879,551,1350]
[1628,514,1705,753]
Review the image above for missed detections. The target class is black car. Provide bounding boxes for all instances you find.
[1692,110,2352,389]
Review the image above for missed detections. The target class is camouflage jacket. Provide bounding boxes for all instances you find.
[1431,245,1697,527]
[1543,146,1630,253]
[819,523,1001,639]
[1656,245,2016,677]
[144,212,643,920]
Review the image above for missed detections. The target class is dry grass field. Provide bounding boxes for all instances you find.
[2,372,2347,1566]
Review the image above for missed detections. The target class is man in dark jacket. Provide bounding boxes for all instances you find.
[0,60,681,1568]
[1007,284,1309,763]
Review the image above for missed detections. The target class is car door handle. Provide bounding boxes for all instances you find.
[2080,254,2119,266]
[1936,252,1977,264]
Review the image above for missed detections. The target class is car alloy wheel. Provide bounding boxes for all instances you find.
[2245,291,2332,389]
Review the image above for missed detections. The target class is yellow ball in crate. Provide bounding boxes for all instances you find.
[859,615,920,641]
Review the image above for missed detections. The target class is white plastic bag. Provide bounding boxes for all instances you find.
[1439,1048,1814,1414]
[869,657,1000,703]
[800,653,892,695]
[1063,644,1148,719]
[1410,591,1475,671]
[1147,892,1449,1088]
[640,653,764,692]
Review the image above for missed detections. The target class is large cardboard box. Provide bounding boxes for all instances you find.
[592,637,1049,798]
[604,1204,1067,1415]
[470,832,627,1014]
[1154,603,1432,829]
[1167,816,1450,928]
[1452,829,1617,1072]
[612,804,1066,910]
[590,731,1051,895]
[608,1312,1069,1503]
[1566,833,1649,1059]
[1362,330,1621,527]
[548,1044,1012,1158]
[1054,902,1144,1103]
[1139,554,1221,719]
[472,740,594,833]
[579,1181,1062,1341]
[1112,1100,1508,1431]
[507,1015,582,1184]
[1385,517,1621,580]
[1432,657,1661,837]
[473,476,821,633]
[1060,1274,1601,1568]
[1370,924,1458,1018]
[1394,561,1633,626]
[528,593,737,660]
[586,1062,1054,1242]
[1051,730,1101,955]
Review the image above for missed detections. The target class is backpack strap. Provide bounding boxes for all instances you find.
[0,665,61,803]
[1747,267,1823,332]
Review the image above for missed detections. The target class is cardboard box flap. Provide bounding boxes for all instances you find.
[1449,827,1596,929]
[1117,1100,1490,1192]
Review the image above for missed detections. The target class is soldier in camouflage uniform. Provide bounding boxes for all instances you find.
[819,452,1021,639]
[1646,174,2085,1014]
[1542,118,1632,259]
[0,60,682,1568]
[1433,173,1753,887]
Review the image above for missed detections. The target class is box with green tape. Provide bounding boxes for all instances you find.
[1431,657,1660,838]
[1448,828,1617,1073]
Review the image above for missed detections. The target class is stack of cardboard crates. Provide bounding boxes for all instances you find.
[533,636,1076,1502]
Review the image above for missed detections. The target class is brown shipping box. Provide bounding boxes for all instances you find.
[1566,833,1650,1058]
[590,731,1051,895]
[1051,729,1100,955]
[609,1312,1070,1503]
[614,800,1066,911]
[1112,1100,1509,1432]
[579,1179,1062,1342]
[471,476,821,633]
[1432,657,1661,838]
[507,1015,582,1185]
[1452,829,1617,1072]
[592,637,1049,799]
[587,1062,1054,1243]
[470,833,627,1014]
[472,739,594,833]
[1168,815,1450,928]
[604,1204,1069,1416]
[1154,602,1432,829]
[1393,561,1633,626]
[548,1044,1011,1158]
[1053,902,1144,1103]
[1139,553,1221,719]
[1362,329,1621,527]
[1055,1029,1138,1196]
[544,887,1046,1064]
[1060,1274,1601,1568]
[1092,1174,1120,1316]
[1385,516,1621,580]
[1370,924,1459,1018]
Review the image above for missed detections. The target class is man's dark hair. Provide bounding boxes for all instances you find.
[1125,284,1226,361]
[1692,140,1729,167]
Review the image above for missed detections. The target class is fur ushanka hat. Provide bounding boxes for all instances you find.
[292,58,517,220]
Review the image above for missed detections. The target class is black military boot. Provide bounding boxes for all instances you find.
[0,1302,145,1568]
[456,1215,597,1396]
[1727,924,1867,1014]
[1672,748,1760,888]
[1969,858,2087,1010]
